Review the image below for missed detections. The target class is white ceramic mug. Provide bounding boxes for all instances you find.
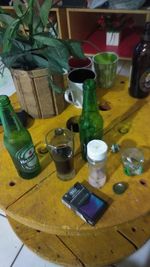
[64,68,95,108]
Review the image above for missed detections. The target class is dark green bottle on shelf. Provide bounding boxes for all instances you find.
[0,95,41,179]
[79,79,103,160]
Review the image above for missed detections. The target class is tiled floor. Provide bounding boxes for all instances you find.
[0,61,150,267]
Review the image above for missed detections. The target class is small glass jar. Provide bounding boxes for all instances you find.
[87,140,108,188]
[121,147,144,176]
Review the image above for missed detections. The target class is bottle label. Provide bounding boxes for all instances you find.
[139,70,150,92]
[15,144,39,172]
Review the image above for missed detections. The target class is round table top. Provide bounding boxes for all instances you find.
[0,76,150,236]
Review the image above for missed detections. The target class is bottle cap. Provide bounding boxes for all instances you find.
[87,140,108,161]
[55,128,64,136]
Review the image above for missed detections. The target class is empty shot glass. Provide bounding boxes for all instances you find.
[45,128,75,181]
[121,147,144,176]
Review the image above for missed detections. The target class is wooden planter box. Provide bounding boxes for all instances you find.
[11,68,68,119]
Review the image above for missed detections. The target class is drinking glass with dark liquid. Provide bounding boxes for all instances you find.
[45,128,75,180]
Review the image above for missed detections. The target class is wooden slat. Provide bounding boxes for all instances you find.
[7,213,150,266]
[8,216,136,267]
[8,217,83,267]
[34,76,55,118]
[60,228,136,267]
[117,212,150,248]
[11,69,41,118]
[0,143,54,212]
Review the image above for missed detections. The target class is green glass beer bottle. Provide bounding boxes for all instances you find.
[79,79,103,160]
[0,95,41,179]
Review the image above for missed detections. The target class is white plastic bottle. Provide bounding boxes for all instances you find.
[87,140,108,188]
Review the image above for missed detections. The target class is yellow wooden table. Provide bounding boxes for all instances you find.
[0,75,150,267]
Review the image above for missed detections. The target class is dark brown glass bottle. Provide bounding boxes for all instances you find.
[129,22,150,98]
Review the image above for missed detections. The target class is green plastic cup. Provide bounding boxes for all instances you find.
[93,52,118,89]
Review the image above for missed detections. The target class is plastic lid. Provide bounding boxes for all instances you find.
[87,140,108,161]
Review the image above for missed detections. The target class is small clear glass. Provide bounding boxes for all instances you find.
[45,128,75,181]
[121,147,144,176]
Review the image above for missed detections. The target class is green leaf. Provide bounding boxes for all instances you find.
[33,34,70,63]
[40,0,52,27]
[33,33,62,48]
[1,52,26,69]
[33,17,44,34]
[32,54,49,69]
[47,47,69,71]
[0,14,15,26]
[36,45,69,73]
[13,0,33,31]
[13,0,26,17]
[0,7,5,14]
[32,1,42,33]
[11,38,32,51]
[3,18,20,53]
[63,40,85,58]
[27,0,35,38]
[0,28,5,43]
[48,59,64,74]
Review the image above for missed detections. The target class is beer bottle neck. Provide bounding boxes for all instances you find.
[0,97,23,136]
[82,79,99,113]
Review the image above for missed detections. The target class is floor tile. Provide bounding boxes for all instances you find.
[116,240,150,267]
[12,244,62,267]
[0,209,6,216]
[0,67,16,96]
[0,215,22,267]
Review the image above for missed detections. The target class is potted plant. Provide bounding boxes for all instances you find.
[0,0,84,118]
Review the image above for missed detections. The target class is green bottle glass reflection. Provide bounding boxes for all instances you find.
[79,79,103,160]
[0,95,41,179]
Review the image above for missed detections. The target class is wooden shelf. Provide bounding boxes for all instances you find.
[83,26,143,60]
[67,7,150,60]
[67,7,150,15]
[1,5,150,60]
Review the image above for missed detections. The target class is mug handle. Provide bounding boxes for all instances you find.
[64,90,81,108]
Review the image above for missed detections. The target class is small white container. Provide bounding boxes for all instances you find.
[87,140,108,188]
[106,31,120,46]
